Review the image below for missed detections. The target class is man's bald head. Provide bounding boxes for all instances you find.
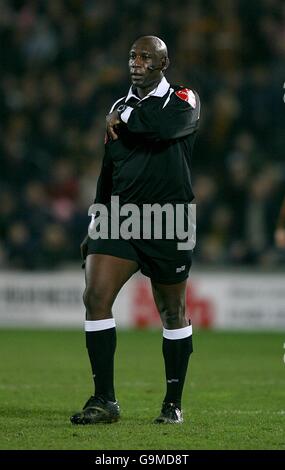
[128,36,169,95]
[132,36,168,61]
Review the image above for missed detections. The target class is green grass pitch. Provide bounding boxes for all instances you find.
[0,329,284,450]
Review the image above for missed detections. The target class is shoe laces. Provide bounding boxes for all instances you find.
[162,402,181,418]
[83,395,106,409]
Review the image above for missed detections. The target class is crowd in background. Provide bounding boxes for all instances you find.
[0,0,284,270]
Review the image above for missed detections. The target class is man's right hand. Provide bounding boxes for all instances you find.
[106,110,121,141]
[275,228,285,249]
[80,234,89,263]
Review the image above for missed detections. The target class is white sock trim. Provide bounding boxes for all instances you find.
[163,325,192,340]
[85,318,116,332]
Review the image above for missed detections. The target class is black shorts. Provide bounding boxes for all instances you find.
[87,237,192,284]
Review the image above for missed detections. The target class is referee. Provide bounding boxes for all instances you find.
[71,36,200,425]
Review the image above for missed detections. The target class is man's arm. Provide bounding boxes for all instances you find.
[94,149,113,204]
[80,150,113,266]
[122,89,200,141]
[275,197,285,248]
[106,89,200,142]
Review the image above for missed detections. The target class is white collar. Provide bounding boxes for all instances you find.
[125,76,170,102]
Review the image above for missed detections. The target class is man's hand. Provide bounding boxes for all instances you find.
[275,228,285,249]
[80,234,89,263]
[106,110,121,141]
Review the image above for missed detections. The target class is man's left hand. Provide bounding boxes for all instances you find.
[106,110,121,140]
[275,228,285,249]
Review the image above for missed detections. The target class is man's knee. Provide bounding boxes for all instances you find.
[83,286,113,319]
[160,300,186,328]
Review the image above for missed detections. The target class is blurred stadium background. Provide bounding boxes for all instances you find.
[0,0,284,329]
[1,0,285,453]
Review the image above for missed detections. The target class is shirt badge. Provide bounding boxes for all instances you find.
[175,88,196,108]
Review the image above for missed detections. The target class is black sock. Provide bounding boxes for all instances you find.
[162,334,193,408]
[85,327,116,402]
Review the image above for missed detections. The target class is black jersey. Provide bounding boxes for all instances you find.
[95,77,200,206]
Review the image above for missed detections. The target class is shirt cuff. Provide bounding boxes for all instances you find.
[120,106,133,123]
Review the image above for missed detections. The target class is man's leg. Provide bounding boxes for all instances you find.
[71,254,138,424]
[151,280,193,424]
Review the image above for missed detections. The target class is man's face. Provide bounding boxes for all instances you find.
[128,39,163,89]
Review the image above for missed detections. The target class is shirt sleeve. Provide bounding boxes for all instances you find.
[94,149,113,204]
[120,89,200,141]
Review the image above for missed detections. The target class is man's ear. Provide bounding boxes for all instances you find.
[161,57,170,72]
